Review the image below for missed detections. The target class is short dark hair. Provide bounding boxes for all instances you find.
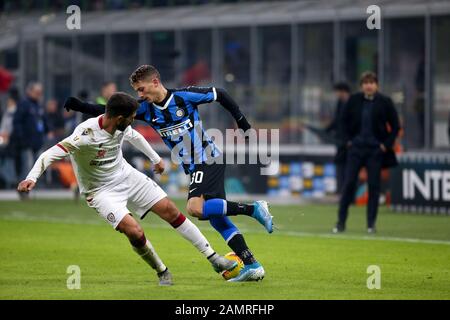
[360,71,378,85]
[129,65,161,85]
[105,92,139,118]
[333,82,351,93]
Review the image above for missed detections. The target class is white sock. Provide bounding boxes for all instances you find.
[133,239,166,273]
[174,217,216,258]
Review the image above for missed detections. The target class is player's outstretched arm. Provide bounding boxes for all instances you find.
[183,86,251,132]
[63,97,105,116]
[17,144,69,193]
[215,87,251,132]
[124,128,163,173]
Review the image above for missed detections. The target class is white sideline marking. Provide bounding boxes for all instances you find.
[1,212,450,246]
[281,230,450,246]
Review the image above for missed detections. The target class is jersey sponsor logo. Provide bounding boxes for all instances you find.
[89,158,116,166]
[152,117,160,122]
[107,212,116,223]
[158,119,193,137]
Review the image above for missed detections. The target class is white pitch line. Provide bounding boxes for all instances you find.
[1,212,450,246]
[280,230,450,246]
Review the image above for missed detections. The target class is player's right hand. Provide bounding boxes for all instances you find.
[17,180,36,193]
[153,159,165,174]
[63,97,82,112]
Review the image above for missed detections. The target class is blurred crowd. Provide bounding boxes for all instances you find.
[0,0,245,13]
[0,81,117,189]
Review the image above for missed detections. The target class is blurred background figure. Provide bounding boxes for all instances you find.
[334,72,400,234]
[96,81,117,105]
[10,82,46,185]
[44,99,65,146]
[0,88,19,188]
[326,83,351,194]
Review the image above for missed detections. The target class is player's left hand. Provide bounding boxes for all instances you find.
[153,159,165,174]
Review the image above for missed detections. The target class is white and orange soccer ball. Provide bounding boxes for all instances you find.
[220,252,244,280]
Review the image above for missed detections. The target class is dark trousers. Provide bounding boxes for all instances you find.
[335,162,346,195]
[337,146,383,228]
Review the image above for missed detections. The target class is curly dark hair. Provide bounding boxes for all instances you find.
[129,65,161,85]
[105,92,139,118]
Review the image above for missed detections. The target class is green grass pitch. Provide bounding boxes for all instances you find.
[0,199,449,299]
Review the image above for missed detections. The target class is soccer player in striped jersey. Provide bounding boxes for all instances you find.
[18,92,237,286]
[64,65,274,282]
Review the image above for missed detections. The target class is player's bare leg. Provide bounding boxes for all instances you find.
[116,214,172,286]
[149,197,237,273]
[187,196,265,282]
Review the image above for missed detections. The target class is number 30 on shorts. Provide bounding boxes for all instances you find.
[190,171,204,185]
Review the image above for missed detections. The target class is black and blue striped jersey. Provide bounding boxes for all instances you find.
[65,85,251,175]
[136,86,221,174]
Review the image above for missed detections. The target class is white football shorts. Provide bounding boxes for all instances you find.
[86,167,167,229]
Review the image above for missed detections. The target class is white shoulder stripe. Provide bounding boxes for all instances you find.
[153,94,174,110]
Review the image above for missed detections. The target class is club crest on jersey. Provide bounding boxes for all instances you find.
[96,149,106,159]
[175,108,185,118]
[82,128,93,136]
[107,213,116,223]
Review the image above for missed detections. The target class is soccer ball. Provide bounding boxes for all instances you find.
[220,252,244,280]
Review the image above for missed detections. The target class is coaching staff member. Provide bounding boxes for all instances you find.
[333,71,400,234]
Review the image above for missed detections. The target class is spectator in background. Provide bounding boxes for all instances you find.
[333,72,400,234]
[0,88,19,188]
[44,99,65,146]
[0,88,19,144]
[182,60,211,86]
[11,82,47,183]
[96,81,116,105]
[326,83,351,194]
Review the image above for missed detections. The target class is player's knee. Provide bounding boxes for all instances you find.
[117,217,143,240]
[186,198,203,218]
[127,224,144,241]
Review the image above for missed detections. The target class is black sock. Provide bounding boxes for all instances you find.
[226,201,254,216]
[227,233,256,265]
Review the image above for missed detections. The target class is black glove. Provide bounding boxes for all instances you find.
[236,115,251,132]
[63,97,83,112]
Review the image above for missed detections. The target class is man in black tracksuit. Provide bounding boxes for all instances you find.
[333,72,400,234]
